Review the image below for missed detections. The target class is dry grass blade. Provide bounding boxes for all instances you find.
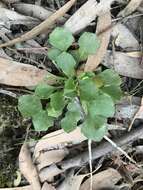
[0,0,76,48]
[118,0,143,17]
[19,144,41,190]
[84,10,111,71]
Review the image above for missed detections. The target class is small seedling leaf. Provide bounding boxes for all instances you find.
[78,32,100,55]
[32,110,54,131]
[98,69,122,86]
[79,78,98,101]
[61,100,81,132]
[101,85,123,102]
[35,83,55,99]
[55,52,76,76]
[88,93,115,118]
[18,95,42,117]
[48,48,61,61]
[50,91,65,111]
[81,116,107,141]
[49,27,74,51]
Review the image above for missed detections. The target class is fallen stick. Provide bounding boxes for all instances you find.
[39,126,143,182]
[0,0,76,48]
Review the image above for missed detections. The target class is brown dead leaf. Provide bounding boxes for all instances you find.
[85,10,111,71]
[57,170,87,190]
[34,128,86,158]
[42,182,56,190]
[36,149,69,171]
[102,51,143,79]
[0,58,57,86]
[111,23,139,50]
[129,97,143,131]
[19,144,41,190]
[79,168,122,190]
[65,0,115,34]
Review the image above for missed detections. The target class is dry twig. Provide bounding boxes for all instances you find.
[0,0,76,48]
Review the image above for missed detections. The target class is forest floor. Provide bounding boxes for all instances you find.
[0,0,143,190]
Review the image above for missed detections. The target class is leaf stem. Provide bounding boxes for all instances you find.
[88,139,93,190]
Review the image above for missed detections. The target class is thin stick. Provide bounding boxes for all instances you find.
[88,140,93,190]
[0,0,76,48]
[104,135,136,164]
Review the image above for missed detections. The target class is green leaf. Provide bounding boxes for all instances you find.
[18,95,42,117]
[55,52,76,76]
[61,100,81,132]
[101,85,122,102]
[88,93,115,118]
[50,91,65,110]
[47,48,61,61]
[35,83,55,99]
[47,106,63,117]
[98,69,122,86]
[78,72,95,80]
[79,78,98,101]
[64,78,77,98]
[81,116,107,141]
[69,49,88,63]
[49,27,74,51]
[32,110,54,131]
[78,32,100,55]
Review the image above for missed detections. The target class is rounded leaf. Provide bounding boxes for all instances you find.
[18,95,42,117]
[32,110,54,131]
[81,116,107,141]
[49,27,74,51]
[78,32,100,55]
[50,91,65,111]
[55,52,76,76]
[101,85,122,102]
[79,78,98,101]
[98,69,122,86]
[88,93,115,118]
[48,48,61,61]
[35,83,55,99]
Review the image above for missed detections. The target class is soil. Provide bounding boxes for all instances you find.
[0,95,25,187]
